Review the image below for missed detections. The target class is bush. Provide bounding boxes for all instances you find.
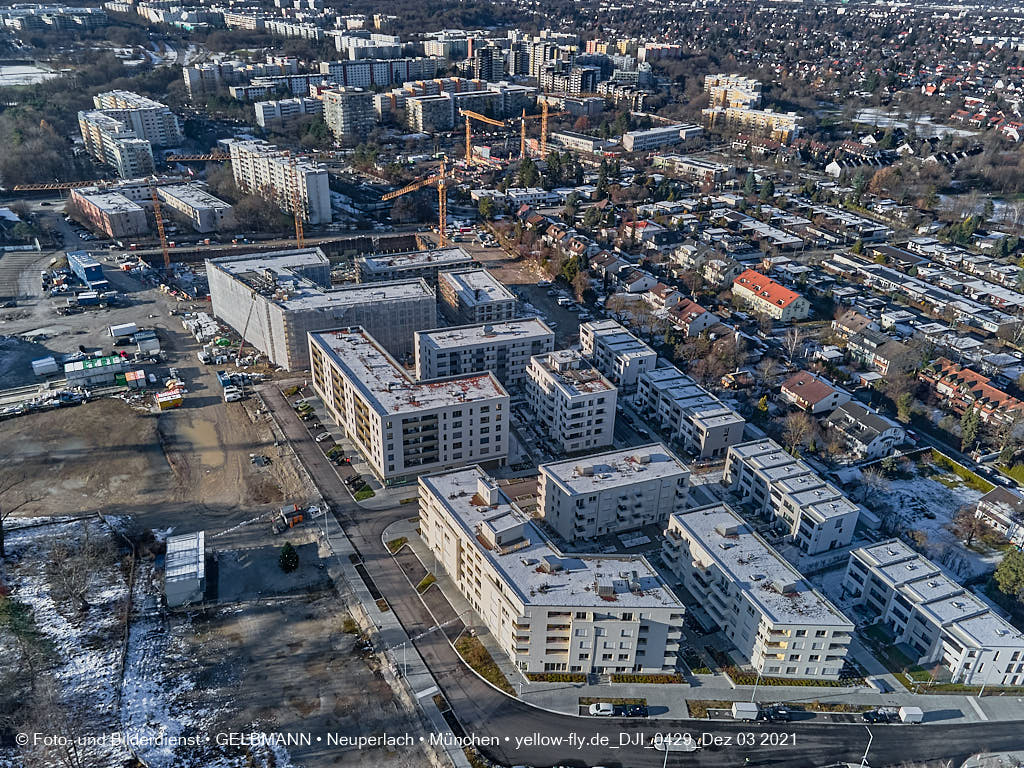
[385,537,407,554]
[354,487,375,501]
[278,542,299,573]
[610,673,684,684]
[342,616,359,634]
[416,573,436,593]
[526,672,586,682]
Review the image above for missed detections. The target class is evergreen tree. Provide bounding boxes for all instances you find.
[279,542,299,573]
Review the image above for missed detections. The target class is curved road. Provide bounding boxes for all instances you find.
[266,387,1024,767]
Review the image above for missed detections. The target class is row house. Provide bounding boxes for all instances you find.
[919,357,1024,425]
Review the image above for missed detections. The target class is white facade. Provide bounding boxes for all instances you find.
[226,139,332,224]
[621,123,702,153]
[322,87,374,141]
[157,184,231,233]
[664,503,853,679]
[526,350,617,454]
[91,90,184,146]
[78,110,156,179]
[310,329,509,485]
[843,540,1024,687]
[415,318,554,388]
[420,466,686,674]
[634,365,746,459]
[539,444,690,541]
[723,439,859,555]
[254,97,324,128]
[579,319,657,392]
[207,248,435,368]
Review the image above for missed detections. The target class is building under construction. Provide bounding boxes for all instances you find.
[206,248,436,370]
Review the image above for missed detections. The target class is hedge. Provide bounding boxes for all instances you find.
[526,672,586,683]
[611,673,684,684]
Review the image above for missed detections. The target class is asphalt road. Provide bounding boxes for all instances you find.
[263,386,1024,768]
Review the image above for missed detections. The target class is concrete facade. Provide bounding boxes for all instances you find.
[526,350,617,454]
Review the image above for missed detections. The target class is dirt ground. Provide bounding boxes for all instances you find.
[178,594,431,768]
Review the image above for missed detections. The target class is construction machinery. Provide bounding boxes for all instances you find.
[381,158,455,246]
[149,186,171,275]
[459,109,507,166]
[520,102,568,160]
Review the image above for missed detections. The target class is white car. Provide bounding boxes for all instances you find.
[314,432,332,443]
[588,703,615,716]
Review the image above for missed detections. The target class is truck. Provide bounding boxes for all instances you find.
[271,504,304,534]
[731,702,760,721]
[898,706,923,724]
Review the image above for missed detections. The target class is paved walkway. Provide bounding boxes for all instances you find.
[385,514,1024,726]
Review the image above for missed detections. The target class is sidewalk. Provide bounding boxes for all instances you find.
[387,514,1024,726]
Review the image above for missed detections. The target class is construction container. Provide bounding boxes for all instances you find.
[125,370,147,389]
[109,322,137,338]
[76,291,100,307]
[64,355,127,386]
[156,391,183,410]
[899,706,923,724]
[731,702,759,721]
[31,356,59,376]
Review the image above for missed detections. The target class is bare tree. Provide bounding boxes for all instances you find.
[19,678,87,768]
[781,410,818,454]
[45,529,114,614]
[782,326,806,362]
[951,505,987,548]
[0,469,41,559]
[858,467,891,504]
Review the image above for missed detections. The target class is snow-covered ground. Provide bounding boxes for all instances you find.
[862,467,999,578]
[0,518,296,768]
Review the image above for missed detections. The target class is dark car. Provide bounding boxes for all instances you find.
[862,709,896,724]
[624,704,648,718]
[761,705,791,722]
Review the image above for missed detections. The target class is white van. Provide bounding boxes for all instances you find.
[223,386,243,402]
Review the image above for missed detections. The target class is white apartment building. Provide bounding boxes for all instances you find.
[723,439,860,555]
[322,87,374,141]
[254,97,324,128]
[539,443,690,541]
[226,139,332,224]
[207,248,435,368]
[526,350,617,454]
[703,73,762,109]
[634,365,746,460]
[621,123,702,153]
[78,110,156,179]
[438,268,517,324]
[415,318,554,388]
[420,466,686,674]
[357,246,475,285]
[664,503,854,679]
[843,540,1024,687]
[156,184,231,233]
[974,487,1024,548]
[91,90,184,147]
[579,319,656,392]
[309,329,509,485]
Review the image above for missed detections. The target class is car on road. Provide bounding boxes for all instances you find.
[625,704,648,718]
[588,703,614,716]
[761,704,791,722]
[314,432,332,443]
[862,708,898,724]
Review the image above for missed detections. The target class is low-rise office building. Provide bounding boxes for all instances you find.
[579,319,657,392]
[310,329,509,484]
[527,350,617,454]
[634,365,746,459]
[438,268,517,324]
[664,503,853,679]
[415,318,554,388]
[207,248,436,369]
[723,439,859,555]
[843,540,1024,687]
[539,444,690,541]
[420,466,686,674]
[67,186,149,238]
[357,246,475,286]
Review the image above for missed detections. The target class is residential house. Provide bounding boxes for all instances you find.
[974,487,1024,548]
[823,401,906,461]
[780,371,851,415]
[919,357,1024,425]
[731,269,810,321]
[668,298,717,337]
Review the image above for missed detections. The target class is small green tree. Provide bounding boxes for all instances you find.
[994,550,1024,603]
[960,407,980,453]
[896,392,914,423]
[478,196,495,220]
[279,542,299,573]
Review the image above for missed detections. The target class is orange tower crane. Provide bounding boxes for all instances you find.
[149,186,171,275]
[381,158,455,246]
[287,156,305,249]
[459,109,507,166]
[520,102,567,160]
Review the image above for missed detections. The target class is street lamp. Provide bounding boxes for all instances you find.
[750,668,763,702]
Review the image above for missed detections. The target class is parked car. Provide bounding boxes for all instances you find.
[624,704,648,718]
[314,432,332,443]
[588,703,614,717]
[761,705,791,722]
[862,708,898,724]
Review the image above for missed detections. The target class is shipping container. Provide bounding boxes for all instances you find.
[31,357,59,376]
[109,322,138,338]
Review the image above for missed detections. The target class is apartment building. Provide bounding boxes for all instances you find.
[309,329,509,484]
[723,439,860,555]
[226,139,332,224]
[843,540,1024,687]
[156,184,231,233]
[322,87,374,141]
[539,444,690,541]
[652,154,730,186]
[526,350,616,454]
[357,246,475,285]
[67,186,149,238]
[419,466,686,674]
[415,318,554,388]
[438,268,517,325]
[919,357,1024,426]
[579,319,657,392]
[634,366,746,460]
[703,73,762,109]
[78,110,156,178]
[91,90,183,147]
[664,503,853,679]
[621,123,703,153]
[731,269,810,321]
[318,57,441,88]
[703,106,802,143]
[254,97,323,128]
[207,248,435,368]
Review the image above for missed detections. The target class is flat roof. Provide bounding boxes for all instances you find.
[417,317,554,350]
[159,184,231,211]
[541,443,689,494]
[422,466,683,609]
[582,319,656,361]
[74,188,145,214]
[310,327,507,414]
[440,268,515,307]
[359,246,474,273]
[165,531,205,583]
[531,349,616,397]
[672,504,852,627]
